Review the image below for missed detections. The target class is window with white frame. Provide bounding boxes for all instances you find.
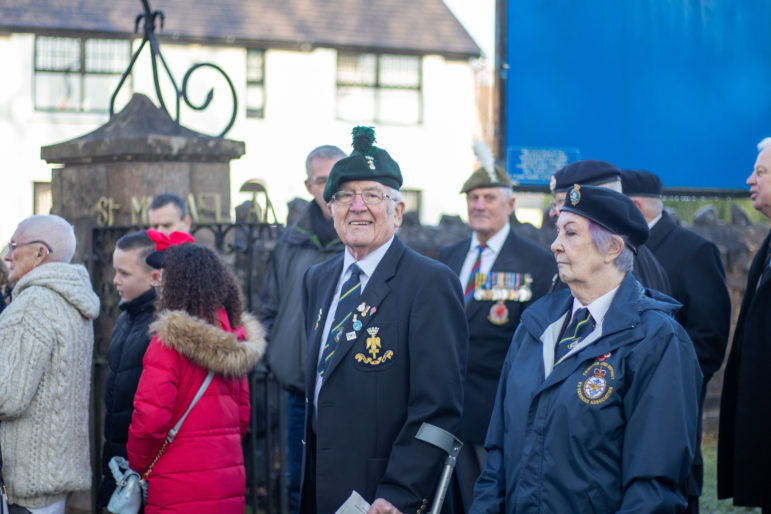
[34,35,131,113]
[246,49,265,118]
[336,52,422,125]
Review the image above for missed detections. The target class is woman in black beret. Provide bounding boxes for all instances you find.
[471,185,703,513]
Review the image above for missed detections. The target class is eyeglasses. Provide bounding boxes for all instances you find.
[7,240,53,254]
[332,190,392,205]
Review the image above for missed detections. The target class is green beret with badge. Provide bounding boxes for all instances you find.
[461,141,513,193]
[323,126,403,202]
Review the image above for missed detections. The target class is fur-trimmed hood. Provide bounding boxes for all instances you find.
[150,310,266,377]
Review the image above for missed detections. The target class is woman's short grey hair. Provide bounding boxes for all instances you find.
[587,220,634,273]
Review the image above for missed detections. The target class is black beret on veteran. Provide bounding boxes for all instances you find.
[323,126,403,202]
[560,184,649,253]
[551,159,622,193]
[621,169,663,197]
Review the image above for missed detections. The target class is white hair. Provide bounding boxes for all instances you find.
[17,214,76,263]
[587,221,634,273]
[758,137,771,152]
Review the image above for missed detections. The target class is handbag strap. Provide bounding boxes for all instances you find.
[141,370,215,480]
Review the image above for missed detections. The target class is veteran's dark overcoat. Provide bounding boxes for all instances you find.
[470,273,702,513]
[299,236,468,514]
[647,211,731,500]
[718,229,771,509]
[438,230,555,443]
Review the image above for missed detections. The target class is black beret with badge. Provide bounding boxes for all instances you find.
[560,184,649,254]
[461,141,513,193]
[323,126,403,203]
[550,159,622,193]
[621,169,663,197]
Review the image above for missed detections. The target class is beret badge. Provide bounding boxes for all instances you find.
[569,184,581,206]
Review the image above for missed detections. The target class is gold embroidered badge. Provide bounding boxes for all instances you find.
[577,360,615,405]
[354,327,394,366]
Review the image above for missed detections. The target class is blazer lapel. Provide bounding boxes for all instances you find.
[446,240,470,275]
[320,238,404,381]
[306,256,344,394]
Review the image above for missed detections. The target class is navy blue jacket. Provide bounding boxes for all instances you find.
[438,230,555,443]
[300,237,468,514]
[471,273,702,513]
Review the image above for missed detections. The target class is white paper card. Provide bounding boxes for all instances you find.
[335,490,371,514]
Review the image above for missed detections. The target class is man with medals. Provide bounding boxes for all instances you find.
[300,127,467,514]
[438,142,555,511]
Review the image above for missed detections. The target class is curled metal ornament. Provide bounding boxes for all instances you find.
[181,63,238,138]
[109,0,238,138]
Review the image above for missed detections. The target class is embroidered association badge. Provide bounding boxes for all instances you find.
[354,326,394,366]
[577,360,615,405]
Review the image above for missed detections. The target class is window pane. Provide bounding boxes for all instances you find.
[85,39,130,73]
[379,55,420,88]
[337,86,375,122]
[34,71,80,110]
[247,49,264,82]
[246,83,264,114]
[84,74,124,112]
[337,53,376,85]
[36,36,80,72]
[377,88,420,125]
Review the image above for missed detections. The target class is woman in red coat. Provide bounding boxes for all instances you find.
[127,241,265,513]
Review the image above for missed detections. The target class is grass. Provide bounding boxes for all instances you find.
[700,434,760,513]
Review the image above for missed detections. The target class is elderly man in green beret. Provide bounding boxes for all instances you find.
[300,127,468,514]
[438,154,555,510]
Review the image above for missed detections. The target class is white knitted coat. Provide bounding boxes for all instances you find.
[0,262,100,508]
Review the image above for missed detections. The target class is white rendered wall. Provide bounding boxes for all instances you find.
[0,36,478,244]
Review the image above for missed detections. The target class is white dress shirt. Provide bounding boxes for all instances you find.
[458,223,511,287]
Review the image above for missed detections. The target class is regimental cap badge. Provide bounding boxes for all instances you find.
[569,184,581,206]
[550,175,557,192]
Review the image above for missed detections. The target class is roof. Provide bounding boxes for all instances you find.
[0,0,480,59]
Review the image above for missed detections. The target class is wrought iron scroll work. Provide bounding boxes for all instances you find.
[109,0,238,138]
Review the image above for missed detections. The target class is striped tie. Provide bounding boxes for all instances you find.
[318,264,362,377]
[463,244,484,304]
[554,308,595,366]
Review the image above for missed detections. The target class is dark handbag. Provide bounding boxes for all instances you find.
[107,370,214,514]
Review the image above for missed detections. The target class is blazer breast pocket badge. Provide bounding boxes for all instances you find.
[354,326,394,366]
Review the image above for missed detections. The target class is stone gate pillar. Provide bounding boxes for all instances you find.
[41,93,245,263]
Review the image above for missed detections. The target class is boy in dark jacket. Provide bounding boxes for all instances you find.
[98,231,160,507]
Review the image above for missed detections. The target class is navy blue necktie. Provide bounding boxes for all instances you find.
[554,308,595,366]
[318,264,362,377]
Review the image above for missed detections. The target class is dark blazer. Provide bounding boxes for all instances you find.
[718,229,771,509]
[300,237,468,514]
[647,212,731,500]
[438,230,556,443]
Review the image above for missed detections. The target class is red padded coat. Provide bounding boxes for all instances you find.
[127,309,265,513]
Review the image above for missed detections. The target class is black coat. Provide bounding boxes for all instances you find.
[718,229,771,508]
[300,237,467,514]
[647,212,730,384]
[98,288,156,506]
[438,230,555,443]
[647,212,731,499]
